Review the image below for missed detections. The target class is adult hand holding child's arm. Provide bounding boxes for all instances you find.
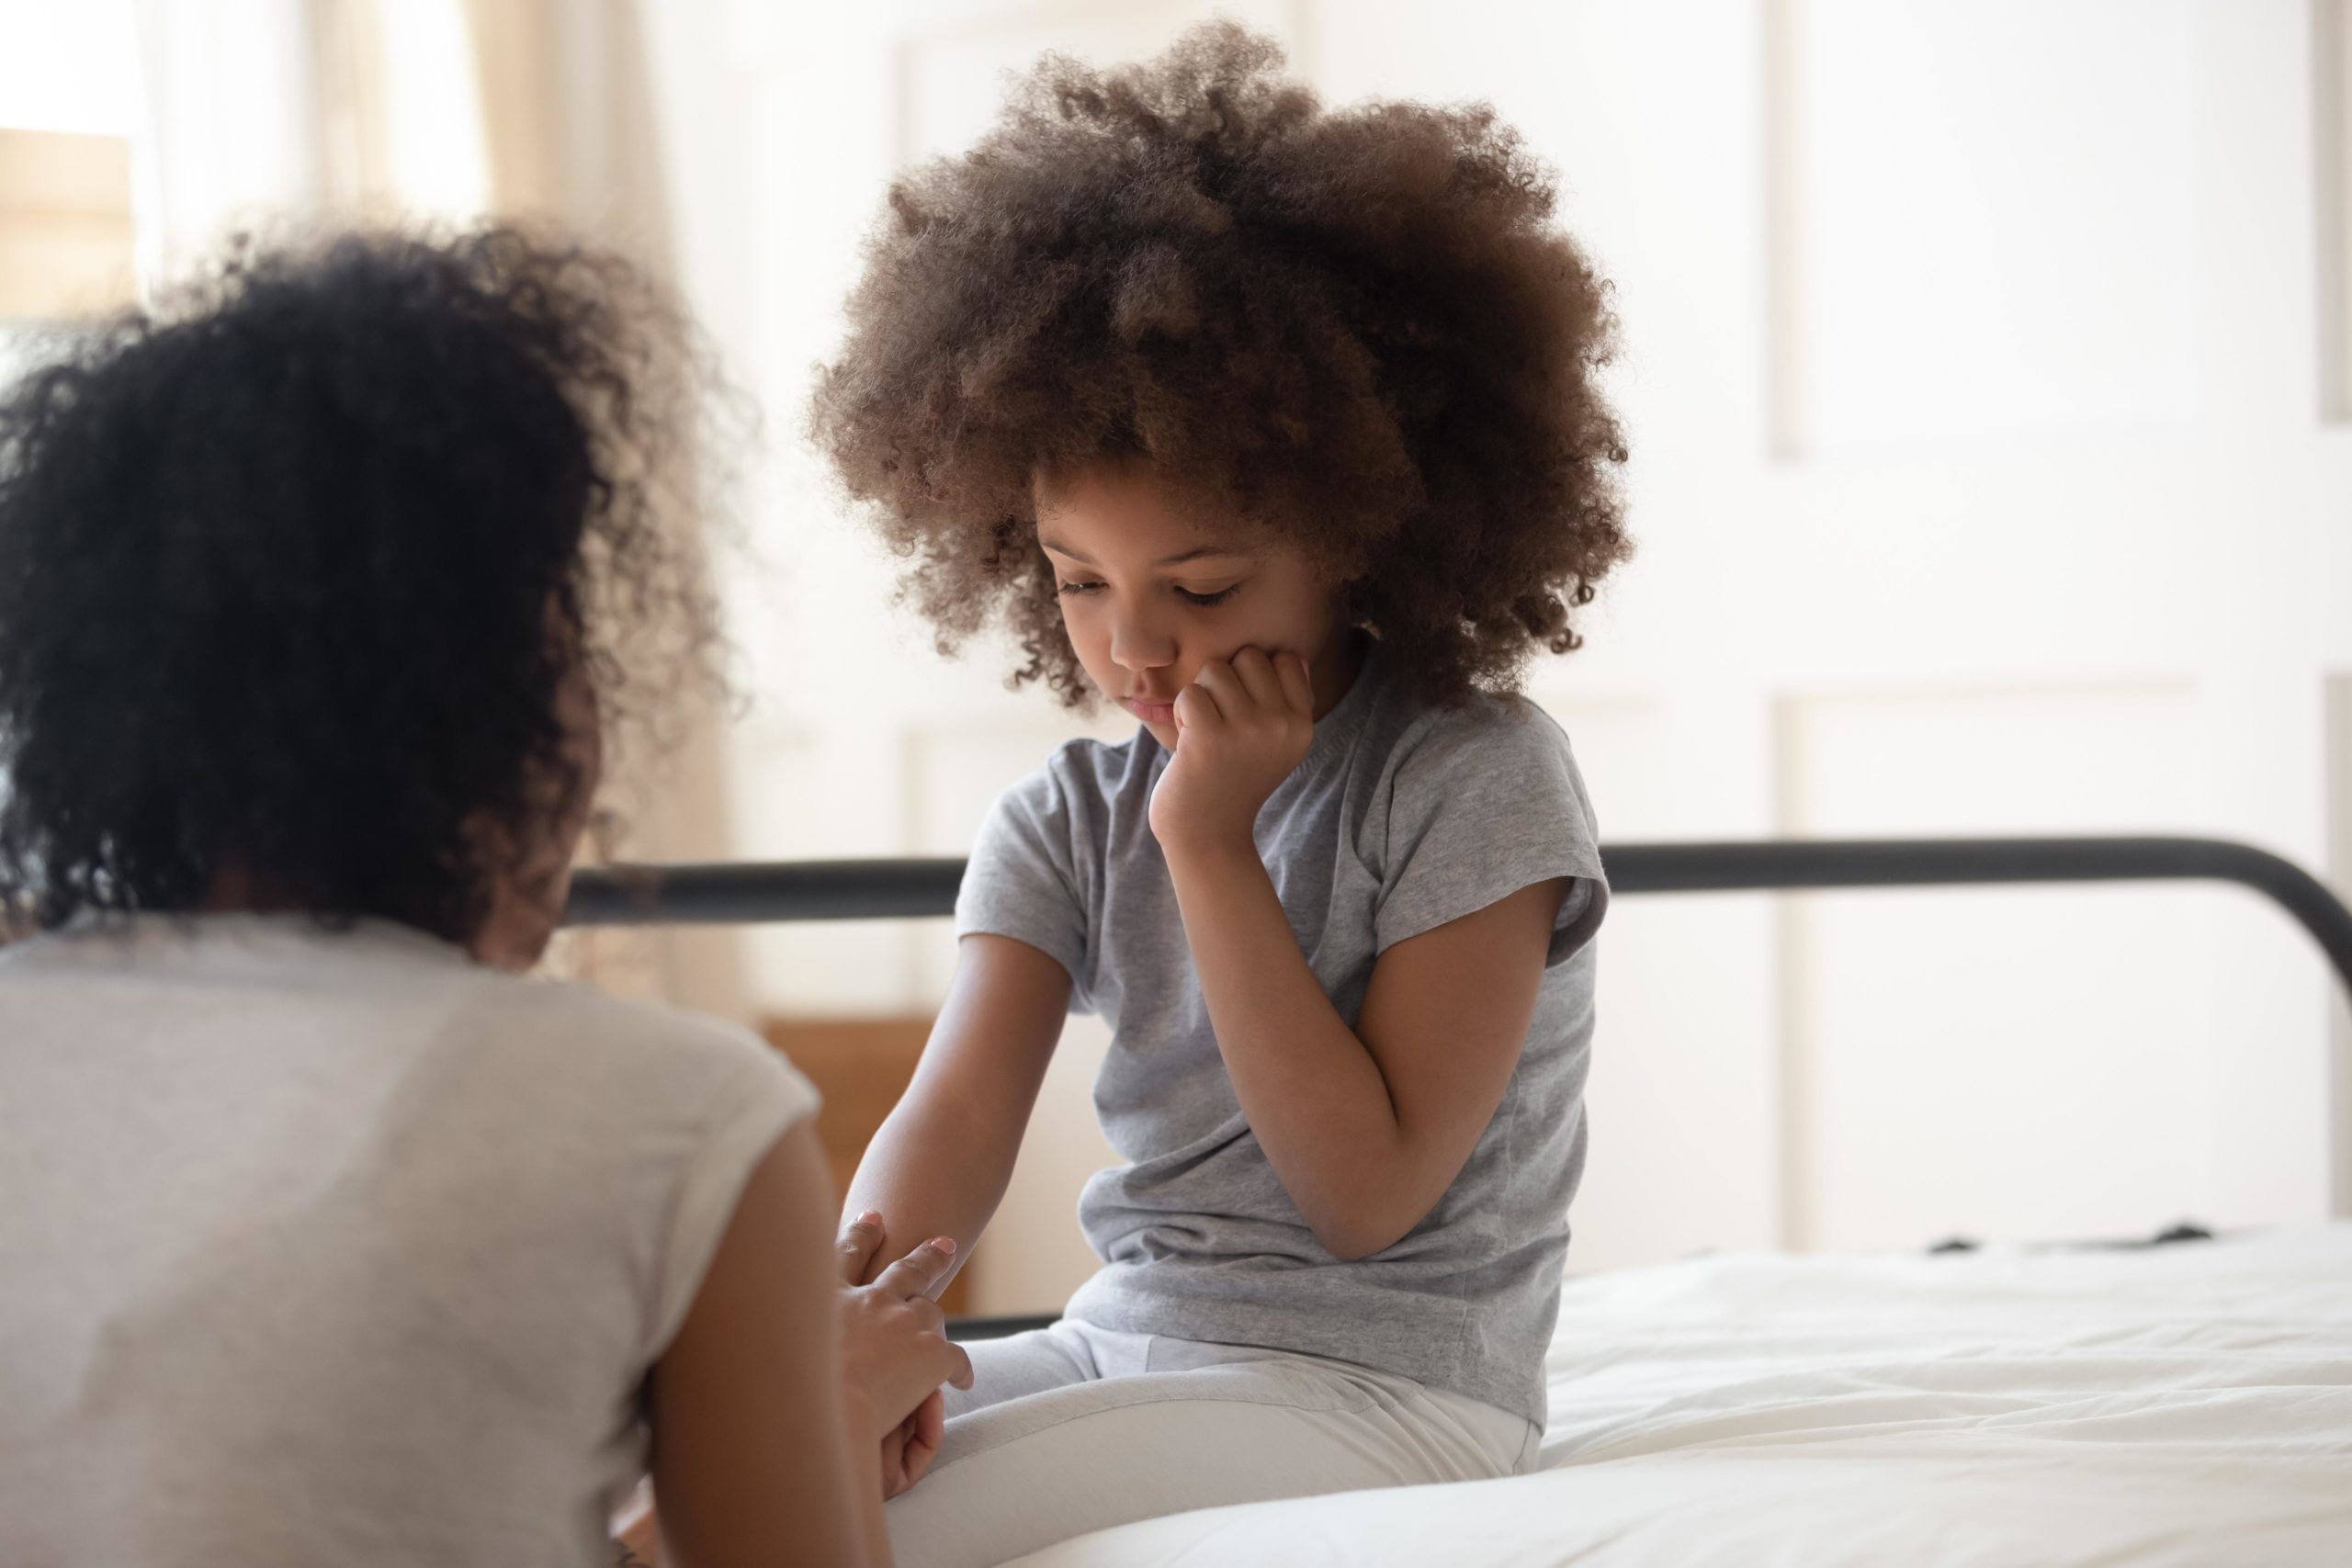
[837,1213,972,1497]
[625,1203,973,1568]
[636,1125,972,1568]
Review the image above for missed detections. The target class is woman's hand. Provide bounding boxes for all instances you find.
[1147,647,1317,858]
[835,1213,972,1496]
[876,1389,946,1499]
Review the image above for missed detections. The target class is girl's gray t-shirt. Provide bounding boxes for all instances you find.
[956,654,1606,1425]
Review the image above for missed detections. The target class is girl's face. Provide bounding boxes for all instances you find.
[1035,463,1359,750]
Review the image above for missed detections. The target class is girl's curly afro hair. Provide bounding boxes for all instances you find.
[0,226,718,942]
[812,22,1630,707]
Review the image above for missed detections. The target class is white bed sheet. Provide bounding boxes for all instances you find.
[1005,1224,2352,1567]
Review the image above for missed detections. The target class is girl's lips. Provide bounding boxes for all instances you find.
[1121,695,1177,723]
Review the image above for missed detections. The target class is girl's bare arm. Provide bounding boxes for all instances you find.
[842,933,1072,1289]
[1162,855,1566,1260]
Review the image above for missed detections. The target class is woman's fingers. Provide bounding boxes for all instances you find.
[903,1295,946,1337]
[881,1391,944,1500]
[913,1388,945,1450]
[870,1235,958,1301]
[845,1236,975,1407]
[937,1335,976,1392]
[836,1211,886,1286]
[866,1303,971,1405]
[902,1390,946,1491]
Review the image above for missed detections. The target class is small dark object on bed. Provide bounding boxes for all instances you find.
[1928,1221,2216,1258]
[2087,1220,2215,1250]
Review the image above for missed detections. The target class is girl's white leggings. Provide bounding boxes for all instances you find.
[884,1316,1537,1568]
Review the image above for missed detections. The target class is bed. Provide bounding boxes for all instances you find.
[998,1224,2352,1566]
[569,836,2352,1566]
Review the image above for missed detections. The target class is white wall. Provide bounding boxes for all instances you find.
[644,0,2352,1309]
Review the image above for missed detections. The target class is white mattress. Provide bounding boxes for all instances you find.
[1006,1224,2352,1567]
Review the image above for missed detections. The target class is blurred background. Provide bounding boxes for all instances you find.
[6,0,2350,1314]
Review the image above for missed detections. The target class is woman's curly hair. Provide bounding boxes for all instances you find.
[0,226,719,942]
[811,22,1630,707]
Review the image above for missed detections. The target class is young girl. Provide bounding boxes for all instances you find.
[0,229,967,1567]
[812,24,1629,1566]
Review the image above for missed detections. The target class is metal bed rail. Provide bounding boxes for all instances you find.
[565,835,2352,1334]
[569,835,2352,1009]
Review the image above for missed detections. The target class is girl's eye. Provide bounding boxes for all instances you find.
[1057,581,1104,597]
[1177,585,1238,607]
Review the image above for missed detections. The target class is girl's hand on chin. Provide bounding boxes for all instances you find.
[1148,647,1316,857]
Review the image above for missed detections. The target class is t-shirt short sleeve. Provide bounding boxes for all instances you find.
[643,1027,820,1363]
[955,750,1093,993]
[1372,700,1608,965]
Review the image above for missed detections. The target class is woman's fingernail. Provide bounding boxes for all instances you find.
[932,1236,956,1256]
[857,1211,883,1226]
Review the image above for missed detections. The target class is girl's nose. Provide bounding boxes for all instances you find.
[1109,610,1176,674]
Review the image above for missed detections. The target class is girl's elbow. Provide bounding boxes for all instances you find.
[1306,1205,1416,1262]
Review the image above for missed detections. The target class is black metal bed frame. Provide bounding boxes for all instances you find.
[564,835,2352,1336]
[569,835,2352,1008]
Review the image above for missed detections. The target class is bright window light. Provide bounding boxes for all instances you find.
[0,0,141,137]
